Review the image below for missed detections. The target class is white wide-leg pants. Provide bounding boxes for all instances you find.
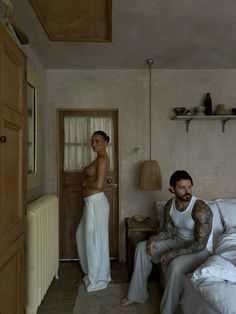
[127,238,210,314]
[76,192,111,292]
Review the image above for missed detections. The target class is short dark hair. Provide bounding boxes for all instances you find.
[169,170,193,187]
[92,130,110,143]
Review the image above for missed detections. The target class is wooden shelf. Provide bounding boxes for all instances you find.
[172,115,236,132]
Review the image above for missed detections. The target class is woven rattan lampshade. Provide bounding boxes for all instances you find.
[139,160,161,189]
[139,58,162,190]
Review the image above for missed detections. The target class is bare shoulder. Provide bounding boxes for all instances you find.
[97,154,109,167]
[192,199,213,223]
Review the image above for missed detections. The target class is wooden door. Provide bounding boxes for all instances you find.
[0,23,27,314]
[58,110,119,259]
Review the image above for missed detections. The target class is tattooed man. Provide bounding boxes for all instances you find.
[121,170,213,314]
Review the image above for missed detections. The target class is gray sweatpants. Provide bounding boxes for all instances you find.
[127,238,210,314]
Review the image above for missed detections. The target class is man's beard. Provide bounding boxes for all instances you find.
[177,193,192,202]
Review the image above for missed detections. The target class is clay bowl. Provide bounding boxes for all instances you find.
[132,215,145,223]
[174,107,186,115]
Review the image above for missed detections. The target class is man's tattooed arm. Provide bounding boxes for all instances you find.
[150,199,175,242]
[161,200,213,264]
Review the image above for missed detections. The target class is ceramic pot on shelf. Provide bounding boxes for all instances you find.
[194,106,205,116]
[215,104,229,115]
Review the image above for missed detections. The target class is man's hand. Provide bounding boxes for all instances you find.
[146,240,156,256]
[160,252,173,265]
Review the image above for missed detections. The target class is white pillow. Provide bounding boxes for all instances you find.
[215,200,236,229]
[205,201,224,234]
[204,201,224,249]
[215,228,236,266]
[215,198,236,202]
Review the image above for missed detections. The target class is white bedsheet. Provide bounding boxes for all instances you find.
[199,281,236,314]
[191,231,236,314]
[192,279,236,314]
[181,274,218,314]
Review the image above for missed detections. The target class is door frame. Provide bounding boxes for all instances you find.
[58,108,119,259]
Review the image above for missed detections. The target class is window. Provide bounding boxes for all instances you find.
[64,116,114,171]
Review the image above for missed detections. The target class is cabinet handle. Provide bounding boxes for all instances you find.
[0,136,6,143]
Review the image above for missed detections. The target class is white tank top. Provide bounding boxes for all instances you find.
[170,196,197,241]
[170,196,213,252]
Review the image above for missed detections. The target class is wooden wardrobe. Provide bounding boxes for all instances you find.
[0,22,27,314]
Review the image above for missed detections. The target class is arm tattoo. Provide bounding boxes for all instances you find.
[152,199,175,241]
[169,199,213,258]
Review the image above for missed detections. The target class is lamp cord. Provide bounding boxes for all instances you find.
[148,62,152,161]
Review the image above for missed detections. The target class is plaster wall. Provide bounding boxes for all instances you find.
[45,69,236,260]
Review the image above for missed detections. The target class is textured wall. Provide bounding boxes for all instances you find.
[45,69,236,260]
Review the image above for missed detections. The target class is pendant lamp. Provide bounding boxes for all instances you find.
[139,59,162,190]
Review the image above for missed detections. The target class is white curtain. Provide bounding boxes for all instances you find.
[64,116,114,171]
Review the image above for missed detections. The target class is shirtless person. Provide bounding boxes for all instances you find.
[76,131,111,292]
[121,170,213,314]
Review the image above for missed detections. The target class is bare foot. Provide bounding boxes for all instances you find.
[120,297,134,306]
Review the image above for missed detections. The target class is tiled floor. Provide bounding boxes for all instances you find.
[37,260,161,314]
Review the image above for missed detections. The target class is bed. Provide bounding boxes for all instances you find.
[181,228,236,314]
[155,198,236,314]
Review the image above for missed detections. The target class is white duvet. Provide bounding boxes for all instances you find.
[191,229,236,314]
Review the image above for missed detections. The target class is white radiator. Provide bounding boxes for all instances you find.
[26,194,59,314]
